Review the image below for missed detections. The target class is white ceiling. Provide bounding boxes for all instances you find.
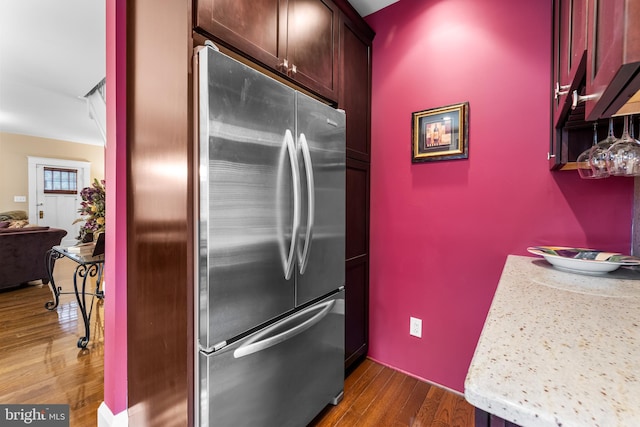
[0,0,394,147]
[0,0,106,146]
[349,0,398,17]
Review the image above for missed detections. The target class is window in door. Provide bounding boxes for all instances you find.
[44,167,78,195]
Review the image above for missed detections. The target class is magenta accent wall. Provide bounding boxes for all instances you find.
[365,0,634,393]
[104,0,128,414]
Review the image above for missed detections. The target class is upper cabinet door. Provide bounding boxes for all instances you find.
[585,0,640,119]
[553,0,587,126]
[339,14,372,161]
[195,0,339,102]
[559,0,587,87]
[195,0,287,70]
[285,0,339,101]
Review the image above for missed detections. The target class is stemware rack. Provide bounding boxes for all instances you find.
[550,110,630,171]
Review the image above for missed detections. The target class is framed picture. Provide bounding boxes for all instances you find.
[411,102,469,163]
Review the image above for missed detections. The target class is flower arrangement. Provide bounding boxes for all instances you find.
[74,178,106,242]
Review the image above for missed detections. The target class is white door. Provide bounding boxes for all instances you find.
[28,157,91,247]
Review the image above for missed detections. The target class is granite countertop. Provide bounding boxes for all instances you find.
[464,255,640,427]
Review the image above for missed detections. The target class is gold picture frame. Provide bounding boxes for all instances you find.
[411,102,469,163]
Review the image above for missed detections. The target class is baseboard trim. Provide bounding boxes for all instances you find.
[98,402,128,427]
[366,356,465,397]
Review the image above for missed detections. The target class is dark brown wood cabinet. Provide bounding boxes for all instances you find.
[340,13,372,161]
[584,0,640,119]
[195,0,283,68]
[285,0,340,100]
[475,408,520,427]
[550,0,589,170]
[550,0,640,169]
[552,0,587,128]
[558,0,587,90]
[195,0,339,101]
[337,6,373,371]
[344,158,370,369]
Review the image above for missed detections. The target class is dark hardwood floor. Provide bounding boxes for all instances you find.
[312,358,474,427]
[0,259,474,427]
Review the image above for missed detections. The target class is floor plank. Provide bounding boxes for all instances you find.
[395,380,432,426]
[0,258,104,426]
[312,359,475,427]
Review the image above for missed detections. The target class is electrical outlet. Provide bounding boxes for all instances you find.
[410,317,422,338]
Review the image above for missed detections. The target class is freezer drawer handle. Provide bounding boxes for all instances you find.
[277,129,301,280]
[298,133,315,274]
[233,299,335,359]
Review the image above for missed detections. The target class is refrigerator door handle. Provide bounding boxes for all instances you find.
[277,129,301,280]
[298,133,315,274]
[233,299,335,359]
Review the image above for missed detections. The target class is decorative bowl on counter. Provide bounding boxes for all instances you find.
[526,246,640,275]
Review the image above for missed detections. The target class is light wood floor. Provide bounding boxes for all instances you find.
[0,258,104,426]
[0,259,474,427]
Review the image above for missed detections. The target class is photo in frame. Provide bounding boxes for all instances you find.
[411,102,469,163]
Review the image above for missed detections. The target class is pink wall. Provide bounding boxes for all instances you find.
[104,0,128,414]
[365,0,634,393]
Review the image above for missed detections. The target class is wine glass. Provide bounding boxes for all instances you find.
[588,118,617,178]
[577,123,599,179]
[607,115,640,176]
[628,116,640,176]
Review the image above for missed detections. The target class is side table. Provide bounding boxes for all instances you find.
[45,246,105,348]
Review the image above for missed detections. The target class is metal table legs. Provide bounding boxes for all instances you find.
[72,262,104,348]
[45,249,63,311]
[45,249,104,348]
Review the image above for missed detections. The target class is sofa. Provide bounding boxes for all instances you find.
[0,226,67,290]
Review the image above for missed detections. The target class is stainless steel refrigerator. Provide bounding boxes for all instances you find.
[195,44,346,427]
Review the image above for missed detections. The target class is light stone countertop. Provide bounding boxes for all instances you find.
[464,255,640,427]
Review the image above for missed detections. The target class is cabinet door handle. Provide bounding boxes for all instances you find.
[279,58,290,74]
[571,90,598,110]
[278,59,297,76]
[554,82,570,99]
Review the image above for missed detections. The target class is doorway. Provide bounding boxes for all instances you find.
[27,156,91,247]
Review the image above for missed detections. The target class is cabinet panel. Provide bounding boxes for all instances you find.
[557,0,587,88]
[475,408,521,427]
[553,0,587,128]
[345,158,369,370]
[287,0,339,100]
[195,0,286,68]
[346,159,369,260]
[340,15,372,161]
[551,0,588,169]
[585,0,640,119]
[345,257,368,370]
